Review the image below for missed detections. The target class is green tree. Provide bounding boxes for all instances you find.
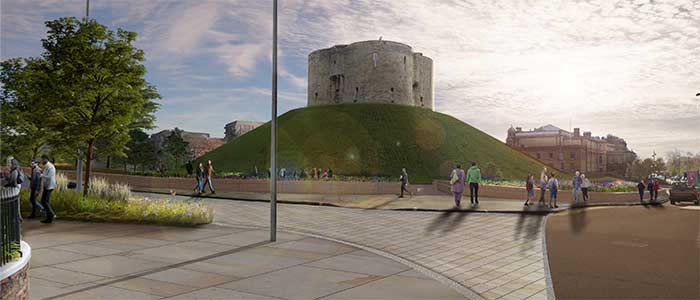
[0,58,53,161]
[628,158,666,181]
[35,17,159,195]
[164,128,190,170]
[125,129,156,172]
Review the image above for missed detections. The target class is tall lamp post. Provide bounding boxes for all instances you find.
[270,0,278,242]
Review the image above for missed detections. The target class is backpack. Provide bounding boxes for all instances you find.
[16,169,24,185]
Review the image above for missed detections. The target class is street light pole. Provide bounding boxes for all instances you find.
[270,0,278,242]
[86,0,90,20]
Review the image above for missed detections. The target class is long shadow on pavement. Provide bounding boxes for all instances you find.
[425,211,469,233]
[514,213,544,251]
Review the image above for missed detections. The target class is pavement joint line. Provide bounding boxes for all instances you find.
[41,240,271,300]
[211,222,485,300]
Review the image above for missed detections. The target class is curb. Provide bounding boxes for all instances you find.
[541,215,556,300]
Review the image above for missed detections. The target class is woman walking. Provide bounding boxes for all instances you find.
[194,162,205,194]
[547,173,559,208]
[524,174,534,206]
[450,164,465,207]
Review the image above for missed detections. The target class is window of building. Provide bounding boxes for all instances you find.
[570,152,576,160]
[372,53,378,67]
[536,153,541,159]
[549,153,553,159]
[315,92,318,100]
[390,87,394,92]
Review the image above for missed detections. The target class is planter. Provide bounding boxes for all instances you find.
[0,241,31,300]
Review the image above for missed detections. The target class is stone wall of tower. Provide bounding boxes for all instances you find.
[308,40,434,109]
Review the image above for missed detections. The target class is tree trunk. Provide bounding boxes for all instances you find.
[31,146,40,161]
[84,139,95,197]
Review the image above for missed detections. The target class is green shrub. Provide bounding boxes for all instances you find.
[88,177,131,201]
[20,189,213,226]
[2,242,20,262]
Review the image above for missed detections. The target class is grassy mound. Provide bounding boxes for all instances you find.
[199,103,548,183]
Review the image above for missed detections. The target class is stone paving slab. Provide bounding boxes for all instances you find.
[21,219,461,300]
[189,194,550,300]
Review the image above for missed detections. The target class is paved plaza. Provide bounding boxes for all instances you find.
[146,192,551,300]
[23,220,464,300]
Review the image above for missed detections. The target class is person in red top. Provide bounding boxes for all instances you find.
[653,179,660,201]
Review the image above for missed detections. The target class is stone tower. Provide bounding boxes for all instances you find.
[307,40,434,110]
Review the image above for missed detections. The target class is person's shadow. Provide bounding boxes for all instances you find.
[426,211,468,233]
[569,207,587,235]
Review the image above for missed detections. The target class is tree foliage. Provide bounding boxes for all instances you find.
[125,129,157,172]
[164,128,190,170]
[666,150,700,176]
[628,158,666,181]
[1,17,159,194]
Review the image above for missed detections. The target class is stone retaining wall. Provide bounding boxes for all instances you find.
[0,262,29,300]
[435,180,642,202]
[56,170,443,196]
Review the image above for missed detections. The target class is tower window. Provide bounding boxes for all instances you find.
[391,100,395,103]
[315,92,318,100]
[333,60,336,64]
[372,53,378,67]
[390,87,394,92]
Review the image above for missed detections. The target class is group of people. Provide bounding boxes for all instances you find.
[193,160,215,194]
[2,155,57,223]
[522,167,593,208]
[449,162,482,207]
[279,167,334,180]
[637,177,660,203]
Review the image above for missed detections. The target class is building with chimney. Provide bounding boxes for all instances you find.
[506,125,636,177]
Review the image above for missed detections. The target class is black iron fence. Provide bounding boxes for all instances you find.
[1,187,21,267]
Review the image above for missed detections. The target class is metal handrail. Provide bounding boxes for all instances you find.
[0,187,21,267]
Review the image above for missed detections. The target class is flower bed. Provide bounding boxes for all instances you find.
[20,175,213,226]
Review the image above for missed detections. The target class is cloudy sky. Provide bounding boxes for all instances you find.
[2,0,699,158]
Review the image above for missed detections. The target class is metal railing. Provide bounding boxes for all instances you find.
[0,187,21,267]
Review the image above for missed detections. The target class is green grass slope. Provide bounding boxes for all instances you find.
[199,103,548,183]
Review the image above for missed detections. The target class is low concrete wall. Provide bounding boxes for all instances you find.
[435,180,642,202]
[57,170,442,196]
[0,241,31,300]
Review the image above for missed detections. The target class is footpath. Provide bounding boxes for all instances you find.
[134,187,668,214]
[24,220,464,300]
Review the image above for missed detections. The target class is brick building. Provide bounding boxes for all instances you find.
[506,125,636,177]
[151,130,225,159]
[224,120,264,142]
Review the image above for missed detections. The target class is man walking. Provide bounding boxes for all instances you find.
[203,160,215,194]
[194,162,204,194]
[539,167,548,205]
[572,171,582,205]
[399,168,410,198]
[647,177,655,202]
[40,154,56,224]
[637,180,646,203]
[28,160,45,219]
[467,162,482,205]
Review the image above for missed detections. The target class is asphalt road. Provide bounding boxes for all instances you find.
[546,205,699,299]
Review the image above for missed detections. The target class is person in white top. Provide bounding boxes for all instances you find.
[580,173,591,202]
[40,154,56,223]
[538,167,548,205]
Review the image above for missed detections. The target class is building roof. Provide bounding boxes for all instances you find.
[535,124,565,132]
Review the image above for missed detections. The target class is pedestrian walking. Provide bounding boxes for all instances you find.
[194,162,204,194]
[580,173,590,202]
[572,171,582,205]
[3,157,24,223]
[539,167,548,205]
[467,162,482,205]
[450,164,465,207]
[28,160,45,219]
[653,178,660,201]
[328,168,333,179]
[637,180,646,203]
[203,160,215,194]
[40,154,56,224]
[547,173,559,208]
[399,168,411,198]
[524,174,534,206]
[647,177,654,201]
